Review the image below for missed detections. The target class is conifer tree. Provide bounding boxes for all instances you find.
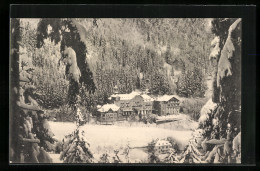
[147,140,160,163]
[10,19,55,163]
[60,99,93,163]
[175,18,241,164]
[200,18,241,140]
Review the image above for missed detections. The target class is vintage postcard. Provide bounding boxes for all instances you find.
[10,16,242,164]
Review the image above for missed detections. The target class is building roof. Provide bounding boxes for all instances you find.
[110,89,156,103]
[122,108,133,112]
[155,95,180,102]
[98,104,120,112]
[140,94,154,102]
[110,90,142,101]
[155,139,171,146]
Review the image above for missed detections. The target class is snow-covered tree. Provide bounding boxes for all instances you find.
[174,18,241,164]
[200,18,241,140]
[60,128,93,163]
[36,18,96,108]
[60,105,93,163]
[10,19,56,163]
[147,140,160,163]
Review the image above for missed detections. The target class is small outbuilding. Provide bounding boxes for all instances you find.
[154,139,172,154]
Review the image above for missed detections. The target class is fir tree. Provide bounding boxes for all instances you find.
[10,19,55,163]
[60,103,94,163]
[175,18,241,164]
[202,18,241,140]
[147,140,160,163]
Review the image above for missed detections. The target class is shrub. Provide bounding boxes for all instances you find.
[99,153,110,163]
[128,113,139,122]
[142,114,157,124]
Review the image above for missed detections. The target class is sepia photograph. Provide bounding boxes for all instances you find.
[10,17,242,164]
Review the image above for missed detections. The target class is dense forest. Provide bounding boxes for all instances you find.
[19,18,213,112]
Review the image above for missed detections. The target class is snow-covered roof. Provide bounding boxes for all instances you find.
[110,90,142,100]
[98,104,120,112]
[155,139,171,146]
[172,95,182,101]
[140,94,154,102]
[155,95,180,102]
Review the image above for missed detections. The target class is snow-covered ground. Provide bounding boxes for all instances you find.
[49,120,195,163]
[48,153,62,163]
[156,114,198,130]
[49,121,192,149]
[157,113,190,120]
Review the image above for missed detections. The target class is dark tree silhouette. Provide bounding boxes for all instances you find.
[10,18,21,162]
[10,19,55,163]
[36,19,96,107]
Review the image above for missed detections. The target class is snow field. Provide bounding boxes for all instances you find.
[49,121,194,163]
